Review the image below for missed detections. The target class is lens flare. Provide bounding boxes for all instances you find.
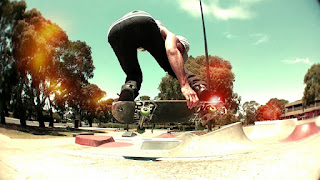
[38,23,61,43]
[31,23,63,73]
[209,96,221,105]
[301,124,309,133]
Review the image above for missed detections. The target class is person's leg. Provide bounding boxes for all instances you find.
[139,19,177,78]
[108,23,142,100]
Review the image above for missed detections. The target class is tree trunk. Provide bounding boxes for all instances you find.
[207,121,212,131]
[35,89,45,128]
[19,108,27,128]
[0,98,5,125]
[49,107,54,128]
[48,99,54,128]
[89,117,93,127]
[37,109,45,127]
[87,111,93,127]
[195,120,199,131]
[4,101,9,117]
[15,82,27,127]
[79,112,82,127]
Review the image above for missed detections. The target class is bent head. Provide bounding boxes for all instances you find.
[176,35,190,52]
[176,35,190,62]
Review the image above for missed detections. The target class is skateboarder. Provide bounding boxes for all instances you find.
[107,10,209,109]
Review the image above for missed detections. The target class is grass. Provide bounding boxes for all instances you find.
[0,123,104,139]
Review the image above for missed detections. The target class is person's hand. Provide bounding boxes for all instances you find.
[181,85,199,109]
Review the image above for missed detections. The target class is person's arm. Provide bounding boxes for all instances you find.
[160,28,199,109]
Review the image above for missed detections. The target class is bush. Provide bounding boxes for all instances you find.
[53,113,62,122]
[98,123,138,129]
[98,122,200,131]
[195,122,205,131]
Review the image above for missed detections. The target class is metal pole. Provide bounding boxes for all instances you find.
[199,0,211,90]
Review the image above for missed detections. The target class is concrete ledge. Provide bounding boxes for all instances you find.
[75,135,114,147]
[122,132,137,137]
[72,132,95,137]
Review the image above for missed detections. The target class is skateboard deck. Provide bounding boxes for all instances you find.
[112,100,226,125]
[112,100,195,124]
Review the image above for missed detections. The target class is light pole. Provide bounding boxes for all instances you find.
[199,0,211,90]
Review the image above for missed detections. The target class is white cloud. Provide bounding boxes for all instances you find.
[175,0,262,20]
[223,32,237,39]
[251,33,269,45]
[209,3,252,20]
[178,0,204,17]
[281,58,313,65]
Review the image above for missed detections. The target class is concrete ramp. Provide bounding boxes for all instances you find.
[168,122,253,157]
[244,118,297,141]
[282,120,320,142]
[141,141,181,150]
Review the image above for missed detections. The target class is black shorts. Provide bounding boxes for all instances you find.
[108,15,176,85]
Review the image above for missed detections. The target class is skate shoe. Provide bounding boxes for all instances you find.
[118,81,139,101]
[193,84,211,101]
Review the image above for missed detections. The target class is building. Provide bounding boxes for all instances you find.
[283,98,320,120]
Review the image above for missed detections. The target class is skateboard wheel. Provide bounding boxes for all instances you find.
[140,107,151,116]
[137,126,145,134]
[208,106,217,113]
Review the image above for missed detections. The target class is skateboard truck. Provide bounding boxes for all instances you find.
[194,102,228,129]
[137,102,157,134]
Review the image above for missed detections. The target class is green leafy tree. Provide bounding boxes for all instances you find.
[80,84,106,127]
[13,9,68,127]
[229,93,241,113]
[0,0,26,124]
[138,95,151,101]
[303,63,320,106]
[97,98,114,124]
[158,74,184,100]
[46,40,95,125]
[58,41,95,123]
[242,101,259,125]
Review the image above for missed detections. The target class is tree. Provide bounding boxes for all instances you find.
[80,84,106,127]
[228,93,241,113]
[46,40,95,126]
[138,95,151,101]
[97,98,114,124]
[242,101,259,125]
[158,74,184,100]
[13,9,68,127]
[185,55,238,111]
[303,64,320,107]
[158,55,238,111]
[0,0,26,124]
[58,41,95,124]
[256,98,288,121]
[158,55,239,130]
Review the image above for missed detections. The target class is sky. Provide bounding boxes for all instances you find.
[24,0,320,105]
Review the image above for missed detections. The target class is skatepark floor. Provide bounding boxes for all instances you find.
[1,118,320,180]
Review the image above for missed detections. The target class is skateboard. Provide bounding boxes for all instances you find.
[112,100,227,133]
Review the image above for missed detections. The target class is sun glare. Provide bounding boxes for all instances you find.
[301,124,309,133]
[39,23,61,42]
[33,50,45,71]
[209,96,221,105]
[31,23,62,72]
